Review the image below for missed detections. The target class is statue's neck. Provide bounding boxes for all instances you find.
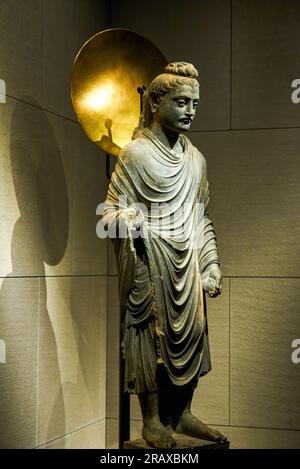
[150,122,183,153]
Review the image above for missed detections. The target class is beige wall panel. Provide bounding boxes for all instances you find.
[106,276,120,419]
[0,97,62,278]
[216,425,300,449]
[130,419,143,443]
[106,418,153,449]
[108,241,117,275]
[40,112,108,277]
[0,277,38,448]
[0,0,43,102]
[230,278,300,430]
[193,279,229,425]
[232,0,300,129]
[42,0,109,119]
[106,417,140,449]
[0,1,108,118]
[0,97,107,277]
[0,98,21,277]
[130,395,142,421]
[106,416,141,447]
[106,418,118,449]
[47,115,108,276]
[37,276,107,446]
[40,419,105,449]
[111,0,231,131]
[191,129,300,277]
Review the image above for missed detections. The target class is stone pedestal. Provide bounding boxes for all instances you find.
[124,433,230,449]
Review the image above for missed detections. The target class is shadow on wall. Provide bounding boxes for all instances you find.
[0,97,69,447]
[10,97,69,271]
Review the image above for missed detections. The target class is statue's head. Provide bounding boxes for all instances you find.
[137,62,199,134]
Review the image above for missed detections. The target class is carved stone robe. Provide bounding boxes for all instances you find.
[103,128,219,393]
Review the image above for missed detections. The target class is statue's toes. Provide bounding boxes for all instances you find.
[212,428,227,441]
[156,433,176,449]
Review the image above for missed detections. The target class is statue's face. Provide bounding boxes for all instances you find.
[155,83,199,133]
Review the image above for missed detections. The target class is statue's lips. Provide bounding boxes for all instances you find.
[179,118,193,125]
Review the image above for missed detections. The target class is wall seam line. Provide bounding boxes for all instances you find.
[5,94,78,123]
[228,276,231,427]
[230,0,233,129]
[36,277,40,448]
[35,417,106,448]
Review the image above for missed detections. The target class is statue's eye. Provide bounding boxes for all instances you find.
[176,100,186,107]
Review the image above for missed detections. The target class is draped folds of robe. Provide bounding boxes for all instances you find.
[103,128,220,393]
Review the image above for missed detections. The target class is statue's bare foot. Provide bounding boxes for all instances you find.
[142,418,176,449]
[175,411,227,443]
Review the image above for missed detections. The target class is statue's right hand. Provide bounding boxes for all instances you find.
[123,207,145,231]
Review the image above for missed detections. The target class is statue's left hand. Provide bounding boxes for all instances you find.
[202,264,222,298]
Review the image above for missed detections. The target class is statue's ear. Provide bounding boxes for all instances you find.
[149,92,160,114]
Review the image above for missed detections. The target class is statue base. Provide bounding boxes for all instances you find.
[124,433,230,450]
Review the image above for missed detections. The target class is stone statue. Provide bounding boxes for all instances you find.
[103,62,227,448]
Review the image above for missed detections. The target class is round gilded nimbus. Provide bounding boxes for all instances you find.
[71,29,167,156]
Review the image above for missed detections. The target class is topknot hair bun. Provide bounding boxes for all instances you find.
[164,62,198,79]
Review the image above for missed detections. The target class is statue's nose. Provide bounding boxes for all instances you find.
[185,102,194,116]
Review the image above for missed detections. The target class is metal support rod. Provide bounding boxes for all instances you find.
[119,359,130,448]
[106,153,111,180]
